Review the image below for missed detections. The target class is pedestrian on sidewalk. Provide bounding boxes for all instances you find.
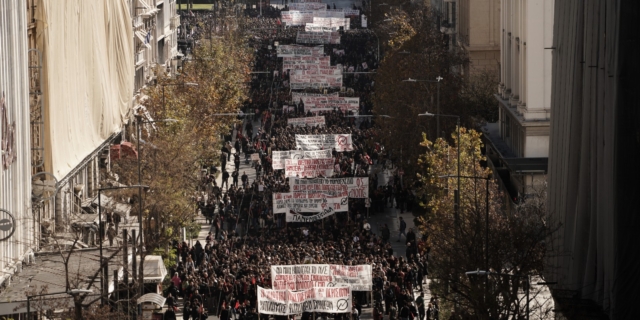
[222,170,230,190]
[232,169,239,187]
[398,217,407,241]
[106,223,117,246]
[381,223,390,243]
[416,293,425,320]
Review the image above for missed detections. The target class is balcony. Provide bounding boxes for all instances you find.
[170,15,180,29]
[134,15,143,28]
[136,50,146,66]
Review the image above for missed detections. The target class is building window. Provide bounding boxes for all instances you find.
[505,115,511,138]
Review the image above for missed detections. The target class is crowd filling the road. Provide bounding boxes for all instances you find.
[167,5,439,320]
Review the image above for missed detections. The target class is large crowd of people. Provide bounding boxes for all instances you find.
[164,4,435,320]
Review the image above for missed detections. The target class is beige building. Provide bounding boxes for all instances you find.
[430,0,500,74]
[483,0,554,206]
[0,0,37,289]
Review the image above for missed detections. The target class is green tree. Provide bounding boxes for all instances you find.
[415,128,554,319]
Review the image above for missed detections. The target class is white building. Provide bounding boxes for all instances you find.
[484,0,554,204]
[132,0,180,95]
[0,0,37,286]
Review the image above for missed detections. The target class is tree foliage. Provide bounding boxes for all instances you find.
[415,128,554,319]
[371,6,467,184]
[110,28,253,250]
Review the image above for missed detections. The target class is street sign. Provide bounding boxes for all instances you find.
[398,169,404,176]
[365,198,371,208]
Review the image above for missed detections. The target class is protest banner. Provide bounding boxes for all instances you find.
[283,56,331,70]
[272,150,302,170]
[296,31,341,44]
[284,158,334,178]
[314,9,346,18]
[305,24,338,32]
[287,116,326,127]
[298,96,359,113]
[343,9,360,16]
[290,74,342,89]
[295,134,354,152]
[257,286,352,315]
[289,177,369,198]
[277,45,324,58]
[312,17,350,30]
[292,92,340,100]
[251,153,261,161]
[272,192,348,214]
[271,264,373,291]
[281,10,315,26]
[288,2,327,10]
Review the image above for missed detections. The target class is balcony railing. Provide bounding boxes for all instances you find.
[136,50,145,66]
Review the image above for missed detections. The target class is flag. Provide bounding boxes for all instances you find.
[235,301,240,309]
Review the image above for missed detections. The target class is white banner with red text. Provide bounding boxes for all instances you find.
[257,286,352,315]
[284,158,335,178]
[272,149,333,170]
[289,177,369,198]
[271,264,373,291]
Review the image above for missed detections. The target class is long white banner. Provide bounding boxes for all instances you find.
[283,56,331,70]
[312,17,350,30]
[289,177,369,198]
[272,149,333,170]
[271,264,373,291]
[295,134,354,152]
[297,96,359,113]
[292,92,340,100]
[297,31,341,44]
[277,45,324,58]
[290,74,342,89]
[273,192,348,214]
[258,286,352,315]
[287,116,326,127]
[284,158,334,178]
[281,10,315,26]
[288,2,328,10]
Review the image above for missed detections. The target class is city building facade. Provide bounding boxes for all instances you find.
[430,0,500,74]
[483,0,554,206]
[26,0,134,242]
[546,1,640,319]
[0,0,37,288]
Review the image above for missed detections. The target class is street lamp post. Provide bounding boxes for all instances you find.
[465,270,530,320]
[27,289,93,319]
[98,185,148,305]
[403,77,443,137]
[419,112,460,227]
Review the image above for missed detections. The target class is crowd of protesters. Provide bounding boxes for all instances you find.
[164,3,437,320]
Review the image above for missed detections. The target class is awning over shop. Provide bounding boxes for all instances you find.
[131,255,168,283]
[110,142,138,161]
[137,293,166,307]
[92,194,132,216]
